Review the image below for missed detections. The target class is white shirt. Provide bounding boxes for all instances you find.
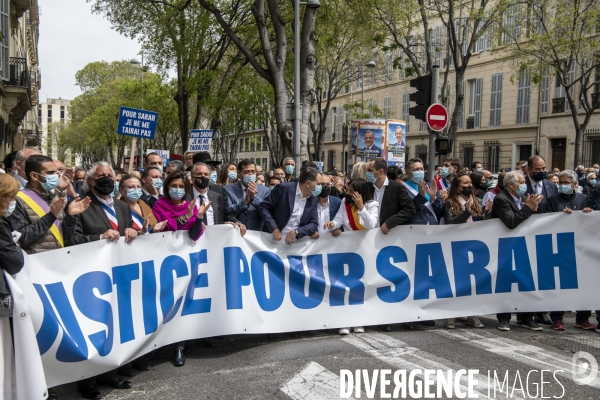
[94,192,115,212]
[509,191,522,210]
[373,177,389,207]
[316,198,331,236]
[330,199,379,231]
[482,190,497,206]
[193,187,215,225]
[142,188,160,199]
[281,183,308,238]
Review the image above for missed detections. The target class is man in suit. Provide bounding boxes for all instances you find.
[367,158,416,234]
[403,158,444,226]
[281,157,296,182]
[258,167,322,245]
[360,130,382,159]
[62,161,137,399]
[524,155,557,325]
[224,159,270,231]
[310,173,342,239]
[141,166,163,208]
[192,151,223,196]
[188,162,245,232]
[491,170,543,332]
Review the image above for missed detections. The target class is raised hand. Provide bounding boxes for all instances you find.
[50,197,67,218]
[485,198,493,211]
[68,196,91,216]
[352,192,364,210]
[153,220,167,232]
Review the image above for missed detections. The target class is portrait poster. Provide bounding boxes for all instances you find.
[385,120,407,170]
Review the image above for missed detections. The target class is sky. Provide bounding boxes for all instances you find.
[38,0,141,102]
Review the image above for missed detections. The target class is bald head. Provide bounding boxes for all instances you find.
[15,147,41,180]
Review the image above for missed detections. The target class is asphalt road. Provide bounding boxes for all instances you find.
[54,313,600,400]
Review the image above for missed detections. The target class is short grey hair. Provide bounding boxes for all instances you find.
[192,162,210,173]
[282,157,294,166]
[587,172,597,182]
[83,161,115,192]
[167,160,185,173]
[15,146,41,163]
[558,169,577,184]
[503,170,524,187]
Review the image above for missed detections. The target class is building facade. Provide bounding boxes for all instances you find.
[39,97,72,162]
[0,0,41,160]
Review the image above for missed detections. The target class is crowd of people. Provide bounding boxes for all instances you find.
[0,147,599,399]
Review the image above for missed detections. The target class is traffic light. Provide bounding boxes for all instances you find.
[409,74,432,121]
[342,123,349,145]
[435,136,452,155]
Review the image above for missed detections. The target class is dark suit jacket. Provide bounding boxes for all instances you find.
[403,183,444,225]
[328,195,342,219]
[491,189,533,229]
[224,181,270,231]
[369,180,416,229]
[64,191,133,246]
[257,182,318,239]
[0,218,24,294]
[141,192,158,208]
[525,176,557,213]
[186,188,239,225]
[590,184,600,210]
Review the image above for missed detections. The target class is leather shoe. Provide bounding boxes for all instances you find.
[132,357,151,371]
[380,325,392,332]
[97,377,132,389]
[79,384,102,399]
[174,348,186,367]
[536,313,552,325]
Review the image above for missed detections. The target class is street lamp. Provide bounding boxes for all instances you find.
[294,0,320,175]
[127,56,145,172]
[361,61,376,116]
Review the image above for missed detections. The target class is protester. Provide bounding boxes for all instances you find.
[443,172,492,330]
[0,174,25,399]
[324,178,378,335]
[224,159,270,231]
[145,152,164,172]
[386,165,402,182]
[151,171,210,366]
[545,170,595,331]
[437,158,461,190]
[281,157,296,182]
[516,160,526,171]
[367,158,416,235]
[13,146,42,188]
[141,166,163,208]
[582,172,597,197]
[403,158,444,225]
[2,151,17,177]
[482,171,506,205]
[218,162,238,186]
[311,174,341,239]
[7,155,91,254]
[256,173,265,186]
[62,161,137,399]
[113,169,123,199]
[351,161,368,180]
[469,171,486,200]
[183,151,195,171]
[192,152,223,195]
[273,167,285,182]
[268,176,281,189]
[165,160,185,175]
[546,172,559,186]
[491,170,543,332]
[118,174,157,233]
[576,165,587,188]
[257,167,321,246]
[471,161,483,173]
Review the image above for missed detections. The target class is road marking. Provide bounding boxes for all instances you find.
[342,331,521,399]
[281,361,357,400]
[433,328,600,389]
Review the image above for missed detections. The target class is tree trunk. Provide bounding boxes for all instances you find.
[175,79,190,152]
[299,6,318,162]
[447,67,465,145]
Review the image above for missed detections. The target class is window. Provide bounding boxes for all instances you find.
[327,150,336,171]
[468,81,477,116]
[457,80,465,130]
[402,92,410,132]
[60,105,65,120]
[540,66,550,114]
[420,120,428,133]
[383,95,392,118]
[416,145,427,162]
[38,107,42,125]
[47,108,52,119]
[489,74,503,127]
[430,25,444,67]
[502,5,522,45]
[325,110,332,142]
[405,146,410,159]
[461,143,474,168]
[516,69,531,124]
[385,51,393,82]
[239,138,244,152]
[485,140,500,172]
[475,20,486,53]
[0,0,8,81]
[370,99,377,118]
[245,138,250,152]
[555,61,575,111]
[474,78,482,128]
[442,84,451,109]
[397,49,405,80]
[262,135,268,151]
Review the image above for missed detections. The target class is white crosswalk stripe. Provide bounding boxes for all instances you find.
[432,328,600,389]
[281,361,358,400]
[342,331,522,399]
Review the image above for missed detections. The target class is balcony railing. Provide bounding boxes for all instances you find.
[552,97,565,113]
[8,58,30,88]
[466,116,475,129]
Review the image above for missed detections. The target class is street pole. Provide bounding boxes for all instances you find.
[140,54,144,164]
[293,0,302,177]
[361,67,364,115]
[429,65,439,185]
[127,55,145,173]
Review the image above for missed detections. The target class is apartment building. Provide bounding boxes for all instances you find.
[314,14,599,173]
[39,97,72,162]
[0,0,41,160]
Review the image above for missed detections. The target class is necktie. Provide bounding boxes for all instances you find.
[199,195,207,224]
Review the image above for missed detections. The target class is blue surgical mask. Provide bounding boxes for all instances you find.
[591,179,597,186]
[210,171,218,185]
[169,188,186,200]
[411,170,425,183]
[558,184,572,195]
[269,185,276,190]
[366,171,376,183]
[441,167,450,178]
[126,188,143,202]
[243,175,256,185]
[39,173,59,192]
[152,178,163,190]
[517,183,528,196]
[487,180,496,188]
[595,168,599,174]
[228,171,238,182]
[4,200,16,218]
[285,165,295,175]
[311,184,322,197]
[114,181,120,195]
[476,168,482,172]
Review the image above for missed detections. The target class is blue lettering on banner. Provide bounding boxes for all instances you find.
[224,246,251,310]
[251,251,286,312]
[160,256,189,324]
[288,255,326,309]
[414,243,453,300]
[376,246,410,303]
[536,233,578,290]
[182,250,212,316]
[495,237,536,293]
[328,253,365,306]
[112,264,139,344]
[451,240,492,297]
[142,261,158,335]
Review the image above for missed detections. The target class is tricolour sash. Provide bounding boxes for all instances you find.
[131,209,144,231]
[99,202,119,231]
[345,202,366,230]
[17,189,64,247]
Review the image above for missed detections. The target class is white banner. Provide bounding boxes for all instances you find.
[15,213,600,388]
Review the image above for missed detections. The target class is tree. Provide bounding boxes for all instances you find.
[197,0,319,160]
[497,0,600,166]
[46,121,69,161]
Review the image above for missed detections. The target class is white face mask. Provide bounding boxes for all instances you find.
[4,200,16,218]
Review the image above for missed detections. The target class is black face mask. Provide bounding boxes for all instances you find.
[345,194,354,204]
[460,186,473,196]
[194,176,210,190]
[532,171,547,182]
[318,185,331,198]
[94,176,115,196]
[330,185,339,197]
[479,182,487,191]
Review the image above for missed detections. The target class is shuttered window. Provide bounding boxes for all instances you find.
[402,92,410,133]
[489,74,503,127]
[0,0,9,81]
[516,70,531,124]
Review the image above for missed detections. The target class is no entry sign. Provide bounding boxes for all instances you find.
[426,103,449,132]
